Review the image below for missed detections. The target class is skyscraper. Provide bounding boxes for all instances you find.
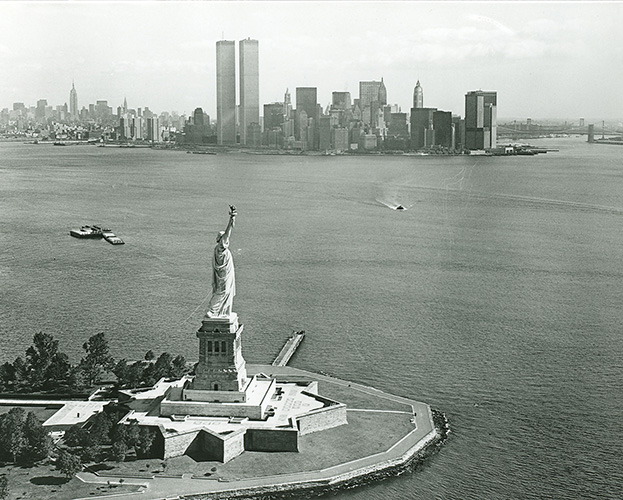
[464,90,497,150]
[216,40,236,145]
[295,87,318,122]
[239,38,259,146]
[69,82,78,120]
[359,79,387,127]
[413,81,423,109]
[296,87,318,149]
[359,79,387,108]
[410,107,436,149]
[332,92,351,111]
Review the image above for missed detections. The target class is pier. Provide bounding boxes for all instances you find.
[272,330,305,366]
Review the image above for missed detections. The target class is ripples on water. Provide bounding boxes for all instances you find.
[0,137,621,499]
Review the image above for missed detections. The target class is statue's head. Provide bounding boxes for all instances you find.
[216,230,225,242]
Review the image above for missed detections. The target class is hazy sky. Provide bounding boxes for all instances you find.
[1,1,622,121]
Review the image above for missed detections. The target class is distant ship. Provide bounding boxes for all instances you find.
[69,225,103,238]
[69,224,124,244]
[101,228,125,245]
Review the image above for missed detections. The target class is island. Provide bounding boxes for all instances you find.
[0,207,448,500]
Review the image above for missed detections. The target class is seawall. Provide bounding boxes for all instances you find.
[180,408,449,500]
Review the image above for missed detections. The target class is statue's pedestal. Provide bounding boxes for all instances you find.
[191,313,248,394]
[160,313,275,419]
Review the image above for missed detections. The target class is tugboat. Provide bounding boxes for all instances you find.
[69,225,103,238]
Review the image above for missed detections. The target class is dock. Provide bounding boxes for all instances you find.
[272,331,305,366]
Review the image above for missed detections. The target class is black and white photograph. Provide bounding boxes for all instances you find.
[0,1,621,499]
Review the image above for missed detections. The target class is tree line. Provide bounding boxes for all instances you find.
[0,331,190,481]
[0,332,189,393]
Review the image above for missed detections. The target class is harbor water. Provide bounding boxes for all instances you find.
[0,137,621,499]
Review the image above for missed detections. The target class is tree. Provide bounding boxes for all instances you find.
[80,333,114,386]
[23,412,52,462]
[80,445,100,463]
[88,412,112,446]
[112,359,129,387]
[124,422,140,449]
[56,450,82,479]
[11,357,28,390]
[126,361,145,388]
[0,475,8,500]
[26,332,59,390]
[144,350,155,361]
[64,425,89,448]
[44,352,72,391]
[111,441,128,462]
[0,408,26,462]
[110,422,128,445]
[0,362,15,390]
[152,352,172,381]
[170,355,187,379]
[135,427,155,458]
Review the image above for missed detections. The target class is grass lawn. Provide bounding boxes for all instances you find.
[217,410,414,480]
[0,462,141,500]
[87,410,414,482]
[0,405,61,423]
[315,379,414,412]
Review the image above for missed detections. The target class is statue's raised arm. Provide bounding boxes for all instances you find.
[221,204,236,243]
[205,206,238,318]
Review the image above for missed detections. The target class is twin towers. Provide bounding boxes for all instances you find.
[216,38,259,146]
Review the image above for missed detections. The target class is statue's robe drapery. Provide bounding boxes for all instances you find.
[206,243,235,317]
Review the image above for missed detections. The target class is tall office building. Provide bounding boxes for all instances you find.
[217,40,236,145]
[296,87,318,149]
[413,81,423,109]
[147,116,160,142]
[69,82,78,120]
[464,90,497,150]
[359,79,387,127]
[239,38,259,146]
[410,107,436,149]
[359,79,387,108]
[264,103,285,130]
[296,87,318,121]
[332,92,351,111]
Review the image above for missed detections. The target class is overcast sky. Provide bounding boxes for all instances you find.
[1,1,622,121]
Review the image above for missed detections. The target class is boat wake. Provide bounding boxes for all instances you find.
[376,199,412,211]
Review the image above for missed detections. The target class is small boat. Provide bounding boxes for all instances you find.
[101,228,125,245]
[69,225,103,238]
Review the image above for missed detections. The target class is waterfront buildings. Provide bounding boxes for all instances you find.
[465,90,497,150]
[239,38,259,146]
[217,40,237,145]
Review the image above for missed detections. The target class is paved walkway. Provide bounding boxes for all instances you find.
[74,365,437,500]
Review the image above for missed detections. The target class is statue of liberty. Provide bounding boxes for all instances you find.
[205,205,237,318]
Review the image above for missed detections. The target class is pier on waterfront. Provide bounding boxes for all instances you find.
[272,331,306,366]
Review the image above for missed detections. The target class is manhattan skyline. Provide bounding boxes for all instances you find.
[0,1,622,122]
